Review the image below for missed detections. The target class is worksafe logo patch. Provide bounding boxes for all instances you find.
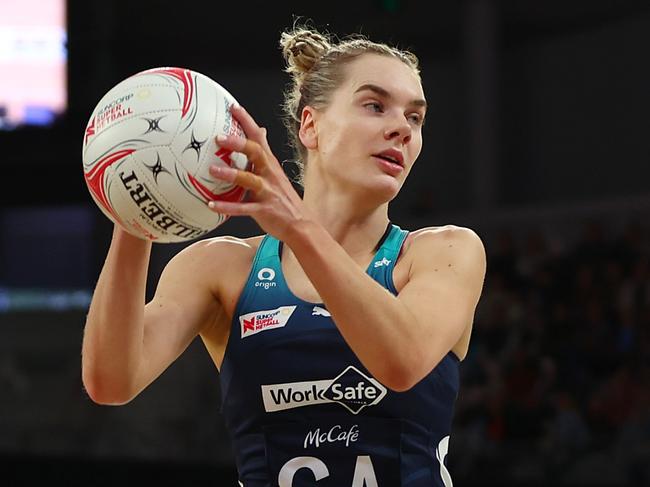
[261,366,387,415]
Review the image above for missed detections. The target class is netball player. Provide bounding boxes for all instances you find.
[82,25,487,486]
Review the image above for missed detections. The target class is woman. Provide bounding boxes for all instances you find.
[82,25,487,487]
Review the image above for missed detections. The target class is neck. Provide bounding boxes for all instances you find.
[300,183,390,259]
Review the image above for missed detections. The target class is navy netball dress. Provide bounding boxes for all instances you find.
[218,224,460,487]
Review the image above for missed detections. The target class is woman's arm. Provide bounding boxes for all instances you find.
[81,226,225,405]
[286,222,486,391]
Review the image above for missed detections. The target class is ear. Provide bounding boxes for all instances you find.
[298,106,318,150]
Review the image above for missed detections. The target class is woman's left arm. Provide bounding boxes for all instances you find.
[209,104,486,391]
[286,221,487,391]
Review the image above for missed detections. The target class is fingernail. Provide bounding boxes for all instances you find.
[211,165,235,177]
[216,134,227,143]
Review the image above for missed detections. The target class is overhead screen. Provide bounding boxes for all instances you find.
[0,0,67,130]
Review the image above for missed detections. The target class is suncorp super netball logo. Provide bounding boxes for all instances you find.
[95,93,134,131]
[261,366,387,414]
[239,305,296,338]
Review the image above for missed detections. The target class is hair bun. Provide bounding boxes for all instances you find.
[280,28,332,78]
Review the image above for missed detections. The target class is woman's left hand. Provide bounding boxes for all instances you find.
[207,104,310,241]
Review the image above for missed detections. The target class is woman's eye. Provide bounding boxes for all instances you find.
[364,102,383,112]
[408,113,424,125]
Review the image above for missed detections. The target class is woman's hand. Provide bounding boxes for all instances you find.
[207,104,310,241]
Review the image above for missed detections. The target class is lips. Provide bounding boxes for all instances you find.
[373,155,404,177]
[373,149,404,167]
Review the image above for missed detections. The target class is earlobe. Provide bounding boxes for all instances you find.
[298,107,318,150]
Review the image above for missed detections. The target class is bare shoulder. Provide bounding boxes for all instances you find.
[403,225,486,276]
[407,224,485,253]
[157,233,266,316]
[170,234,264,265]
[161,233,265,287]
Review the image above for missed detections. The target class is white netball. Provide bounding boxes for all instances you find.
[81,67,250,243]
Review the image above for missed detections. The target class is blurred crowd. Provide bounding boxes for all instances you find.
[452,219,650,485]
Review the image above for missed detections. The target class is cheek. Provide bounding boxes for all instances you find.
[319,121,353,158]
[409,134,423,162]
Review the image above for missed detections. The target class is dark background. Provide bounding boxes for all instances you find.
[1,0,649,485]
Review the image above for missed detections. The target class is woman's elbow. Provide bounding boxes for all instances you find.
[376,362,423,393]
[82,368,135,406]
[377,350,442,392]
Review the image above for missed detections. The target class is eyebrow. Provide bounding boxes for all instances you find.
[354,83,427,110]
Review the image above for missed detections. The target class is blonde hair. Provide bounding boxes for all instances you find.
[279,25,421,185]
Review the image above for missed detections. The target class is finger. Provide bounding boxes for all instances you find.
[230,104,267,145]
[242,138,269,172]
[259,126,272,153]
[230,105,274,157]
[216,134,268,172]
[210,164,264,193]
[234,168,265,193]
[207,200,260,216]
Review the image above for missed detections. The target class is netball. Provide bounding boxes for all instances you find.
[81,67,250,243]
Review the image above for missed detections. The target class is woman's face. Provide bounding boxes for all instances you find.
[306,53,426,202]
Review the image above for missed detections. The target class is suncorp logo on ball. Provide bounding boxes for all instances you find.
[261,366,387,415]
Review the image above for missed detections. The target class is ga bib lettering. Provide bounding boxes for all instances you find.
[265,417,402,487]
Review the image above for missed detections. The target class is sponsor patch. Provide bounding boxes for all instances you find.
[239,305,296,338]
[312,305,331,317]
[261,366,387,414]
[255,267,277,289]
[373,257,391,268]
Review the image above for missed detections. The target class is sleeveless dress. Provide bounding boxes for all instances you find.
[218,224,460,487]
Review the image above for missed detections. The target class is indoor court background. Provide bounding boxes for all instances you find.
[1,0,649,485]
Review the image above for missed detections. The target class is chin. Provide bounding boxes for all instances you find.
[363,175,403,204]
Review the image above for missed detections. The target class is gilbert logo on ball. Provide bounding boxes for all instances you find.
[81,67,250,243]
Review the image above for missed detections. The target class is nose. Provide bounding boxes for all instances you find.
[384,115,412,144]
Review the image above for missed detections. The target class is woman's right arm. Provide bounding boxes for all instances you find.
[81,225,223,405]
